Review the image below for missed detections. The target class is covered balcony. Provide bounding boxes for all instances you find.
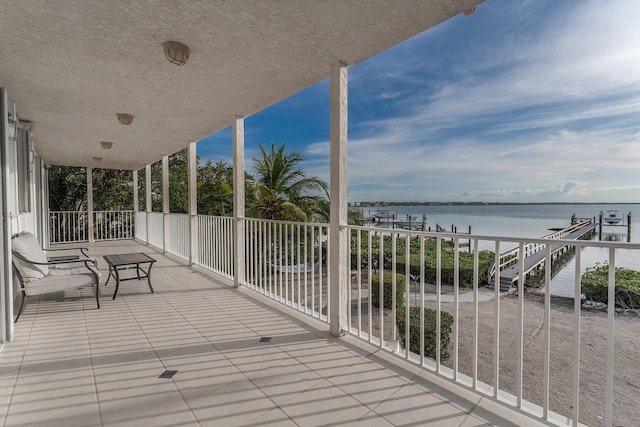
[1,1,639,426]
[2,239,524,426]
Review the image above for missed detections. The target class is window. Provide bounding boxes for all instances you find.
[16,128,31,213]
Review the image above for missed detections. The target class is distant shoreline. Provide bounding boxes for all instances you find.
[352,201,639,207]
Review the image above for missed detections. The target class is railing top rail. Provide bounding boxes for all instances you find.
[165,212,190,218]
[343,224,640,250]
[243,217,328,228]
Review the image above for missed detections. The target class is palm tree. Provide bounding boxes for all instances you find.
[249,141,328,221]
[310,198,364,226]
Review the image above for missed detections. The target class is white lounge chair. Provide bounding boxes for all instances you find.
[11,231,100,322]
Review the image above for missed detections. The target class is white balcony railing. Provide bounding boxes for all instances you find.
[134,211,147,241]
[49,210,88,243]
[49,210,135,243]
[345,225,640,427]
[166,213,190,260]
[147,212,164,249]
[93,210,135,241]
[242,218,329,322]
[45,210,640,426]
[195,215,234,279]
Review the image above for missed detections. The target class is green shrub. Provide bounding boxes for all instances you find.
[395,249,494,287]
[397,307,453,361]
[371,272,406,310]
[582,263,640,308]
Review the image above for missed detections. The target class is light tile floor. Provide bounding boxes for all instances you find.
[1,240,539,426]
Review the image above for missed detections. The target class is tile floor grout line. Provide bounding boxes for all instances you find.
[1,301,37,427]
[118,256,251,426]
[83,285,105,427]
[156,263,335,425]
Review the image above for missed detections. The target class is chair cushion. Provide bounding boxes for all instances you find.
[12,232,49,279]
[49,262,101,277]
[23,274,96,296]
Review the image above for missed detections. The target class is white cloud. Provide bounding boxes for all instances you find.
[341,0,640,202]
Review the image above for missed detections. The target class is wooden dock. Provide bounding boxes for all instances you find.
[489,219,597,292]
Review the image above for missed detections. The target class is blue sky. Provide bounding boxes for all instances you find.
[197,0,640,203]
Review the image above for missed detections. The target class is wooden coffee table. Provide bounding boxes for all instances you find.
[103,253,156,300]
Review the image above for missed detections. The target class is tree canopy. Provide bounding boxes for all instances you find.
[248,141,328,221]
[48,141,330,222]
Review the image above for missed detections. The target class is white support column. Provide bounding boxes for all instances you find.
[162,155,169,253]
[233,116,245,288]
[87,167,94,243]
[329,61,349,337]
[0,87,14,342]
[133,170,139,212]
[188,141,197,265]
[145,164,151,244]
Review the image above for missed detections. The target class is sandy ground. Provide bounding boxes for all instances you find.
[352,288,640,427]
[449,291,640,427]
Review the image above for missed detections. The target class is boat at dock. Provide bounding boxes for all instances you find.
[603,210,622,225]
[393,214,427,230]
[374,209,396,221]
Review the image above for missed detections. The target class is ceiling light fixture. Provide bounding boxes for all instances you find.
[93,157,102,163]
[162,41,190,66]
[101,141,113,149]
[116,113,134,125]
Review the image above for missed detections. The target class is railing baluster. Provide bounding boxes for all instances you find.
[436,236,441,372]
[311,225,316,316]
[297,224,301,310]
[494,240,500,397]
[405,232,410,359]
[368,230,373,343]
[392,232,397,342]
[472,238,479,389]
[453,237,459,380]
[304,224,308,312]
[326,225,330,322]
[379,233,384,348]
[605,248,615,427]
[517,242,525,408]
[420,236,425,367]
[572,246,581,426]
[357,229,362,337]
[543,243,552,418]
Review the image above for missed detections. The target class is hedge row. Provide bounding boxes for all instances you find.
[581,263,640,309]
[397,307,454,361]
[371,272,406,310]
[370,272,453,360]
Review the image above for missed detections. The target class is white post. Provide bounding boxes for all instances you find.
[145,164,151,244]
[162,155,169,253]
[0,87,14,341]
[87,167,94,243]
[133,170,139,212]
[188,141,197,265]
[329,61,349,337]
[233,117,245,288]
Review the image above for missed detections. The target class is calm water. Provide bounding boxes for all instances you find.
[363,204,640,297]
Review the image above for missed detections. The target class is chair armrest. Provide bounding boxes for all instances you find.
[45,247,89,257]
[13,251,97,267]
[48,255,80,262]
[49,257,98,268]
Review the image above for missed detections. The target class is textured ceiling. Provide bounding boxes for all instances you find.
[0,0,482,170]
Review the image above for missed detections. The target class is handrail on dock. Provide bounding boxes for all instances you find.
[488,219,595,284]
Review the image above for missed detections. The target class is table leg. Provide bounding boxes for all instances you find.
[146,263,155,293]
[104,266,114,286]
[112,268,121,300]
